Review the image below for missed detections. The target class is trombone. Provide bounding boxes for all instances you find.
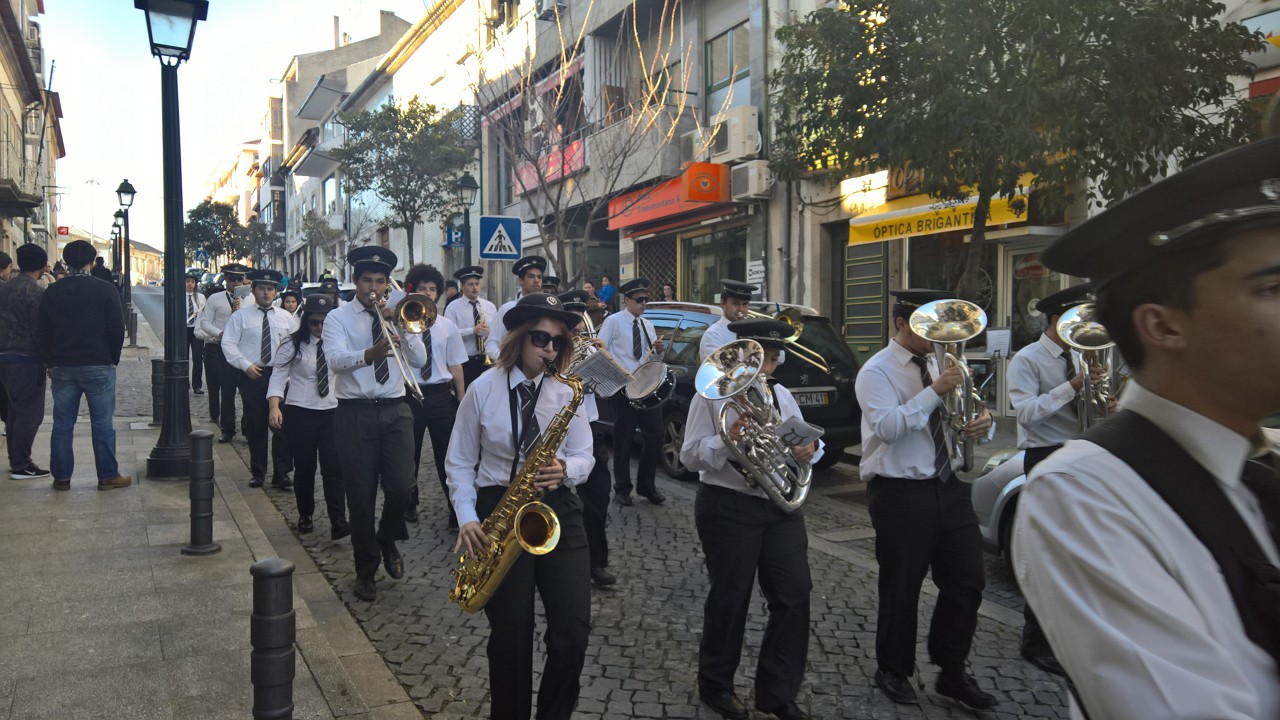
[742,306,830,373]
[370,277,437,402]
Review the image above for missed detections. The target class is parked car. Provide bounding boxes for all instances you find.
[592,301,862,480]
[301,282,357,303]
[971,449,1027,573]
[201,272,223,297]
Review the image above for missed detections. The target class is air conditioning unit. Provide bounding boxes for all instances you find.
[731,160,773,201]
[679,129,710,165]
[709,105,761,165]
[536,0,565,21]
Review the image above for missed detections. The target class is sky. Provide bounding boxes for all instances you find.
[41,0,432,251]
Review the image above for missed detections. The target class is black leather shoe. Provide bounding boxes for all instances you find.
[614,493,634,507]
[640,491,666,505]
[353,576,376,601]
[331,520,351,541]
[935,671,998,711]
[403,506,419,523]
[1022,650,1065,676]
[271,474,293,491]
[217,434,234,444]
[590,566,617,586]
[381,542,404,579]
[193,388,205,395]
[699,690,748,720]
[248,476,264,488]
[758,701,810,720]
[297,516,313,534]
[874,670,918,705]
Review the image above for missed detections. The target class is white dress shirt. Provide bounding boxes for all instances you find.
[445,367,595,527]
[197,290,237,345]
[1014,381,1280,720]
[418,314,467,385]
[597,309,659,375]
[267,336,337,410]
[485,298,518,359]
[184,291,206,329]
[221,304,299,372]
[444,295,497,358]
[699,316,736,363]
[319,301,427,400]
[681,382,823,498]
[1007,333,1079,449]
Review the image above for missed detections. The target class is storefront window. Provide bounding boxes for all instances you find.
[683,226,747,303]
[906,231,997,349]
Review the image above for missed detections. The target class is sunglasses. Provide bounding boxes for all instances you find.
[308,318,325,328]
[529,329,570,352]
[630,296,650,304]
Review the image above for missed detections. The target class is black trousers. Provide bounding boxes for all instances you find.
[186,327,203,390]
[462,355,487,388]
[235,369,291,480]
[866,477,985,678]
[580,428,612,569]
[610,394,662,497]
[694,484,811,710]
[283,404,346,523]
[478,484,591,720]
[335,400,414,579]
[1018,445,1061,658]
[409,383,458,515]
[0,362,44,472]
[204,343,237,432]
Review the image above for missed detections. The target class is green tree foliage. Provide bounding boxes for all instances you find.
[184,200,248,265]
[333,96,473,266]
[245,221,285,269]
[301,210,345,269]
[771,0,1263,294]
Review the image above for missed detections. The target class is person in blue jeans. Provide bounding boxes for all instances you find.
[37,240,128,491]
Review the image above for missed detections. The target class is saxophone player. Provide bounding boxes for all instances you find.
[445,293,595,720]
[680,319,820,720]
[854,289,997,710]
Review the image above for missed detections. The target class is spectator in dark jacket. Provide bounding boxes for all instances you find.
[38,240,129,491]
[90,257,114,282]
[0,244,49,480]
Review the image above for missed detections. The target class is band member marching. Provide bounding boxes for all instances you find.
[699,279,757,362]
[221,269,297,490]
[540,275,560,294]
[682,318,820,720]
[323,247,426,601]
[267,293,349,540]
[445,265,497,388]
[854,289,998,710]
[1005,283,1095,676]
[487,255,545,359]
[198,263,250,442]
[184,270,207,395]
[400,264,466,527]
[597,277,666,506]
[446,292,595,720]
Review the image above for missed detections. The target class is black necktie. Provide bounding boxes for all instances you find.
[516,380,540,455]
[1242,455,1280,551]
[260,308,273,365]
[912,355,952,482]
[632,317,642,360]
[187,295,196,325]
[421,330,434,382]
[367,310,390,384]
[315,339,329,397]
[471,300,482,355]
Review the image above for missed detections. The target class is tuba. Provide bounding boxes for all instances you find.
[694,339,812,513]
[909,299,988,472]
[1056,303,1114,432]
[448,365,585,613]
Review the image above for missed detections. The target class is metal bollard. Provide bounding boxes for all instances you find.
[250,558,296,720]
[150,357,165,427]
[181,430,220,556]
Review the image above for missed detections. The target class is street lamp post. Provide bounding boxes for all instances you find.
[110,225,121,284]
[116,180,138,347]
[455,172,479,266]
[137,0,207,480]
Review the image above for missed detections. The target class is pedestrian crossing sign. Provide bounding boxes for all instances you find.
[479,216,521,260]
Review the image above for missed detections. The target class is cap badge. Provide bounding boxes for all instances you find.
[1262,178,1280,203]
[371,254,382,263]
[769,330,781,338]
[547,296,559,305]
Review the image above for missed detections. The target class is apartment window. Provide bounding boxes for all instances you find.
[706,22,750,117]
[323,175,339,214]
[487,0,519,45]
[498,141,515,206]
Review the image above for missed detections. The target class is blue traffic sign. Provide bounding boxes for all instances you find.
[441,228,464,249]
[478,216,521,260]
[194,250,210,263]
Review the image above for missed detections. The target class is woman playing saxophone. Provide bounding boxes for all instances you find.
[445,292,595,720]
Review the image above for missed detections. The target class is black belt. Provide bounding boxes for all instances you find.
[337,397,405,406]
[870,475,946,484]
[467,354,486,361]
[419,383,453,393]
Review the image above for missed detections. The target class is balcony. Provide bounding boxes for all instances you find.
[0,141,40,216]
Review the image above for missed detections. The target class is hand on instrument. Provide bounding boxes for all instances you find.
[268,407,283,430]
[245,364,264,379]
[589,338,605,350]
[930,365,963,395]
[727,415,750,443]
[963,407,993,438]
[380,305,397,320]
[791,441,816,464]
[1107,396,1119,413]
[473,321,489,338]
[652,339,666,355]
[453,521,490,556]
[364,336,394,363]
[533,459,566,490]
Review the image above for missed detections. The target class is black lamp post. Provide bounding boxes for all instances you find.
[110,225,121,283]
[137,0,207,480]
[116,179,136,312]
[455,171,479,266]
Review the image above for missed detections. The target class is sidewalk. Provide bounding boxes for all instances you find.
[0,313,421,719]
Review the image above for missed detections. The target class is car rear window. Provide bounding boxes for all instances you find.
[797,318,858,371]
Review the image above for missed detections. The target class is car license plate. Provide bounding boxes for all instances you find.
[792,391,829,407]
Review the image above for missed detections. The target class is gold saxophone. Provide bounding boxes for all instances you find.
[448,365,586,613]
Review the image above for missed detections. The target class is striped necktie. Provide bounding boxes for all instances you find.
[471,300,482,355]
[367,310,390,384]
[911,355,953,482]
[517,380,540,455]
[187,295,196,325]
[315,339,329,397]
[259,308,273,365]
[421,329,434,382]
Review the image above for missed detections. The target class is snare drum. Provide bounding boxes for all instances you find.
[625,361,676,410]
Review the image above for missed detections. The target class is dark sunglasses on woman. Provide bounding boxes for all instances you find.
[528,329,570,352]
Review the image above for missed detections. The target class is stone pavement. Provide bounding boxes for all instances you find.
[0,313,421,720]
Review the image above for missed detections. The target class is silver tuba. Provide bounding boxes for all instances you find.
[1055,303,1114,432]
[908,299,988,472]
[694,339,812,513]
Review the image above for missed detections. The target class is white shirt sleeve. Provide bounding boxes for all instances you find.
[268,340,295,400]
[681,393,733,473]
[1008,351,1076,429]
[445,323,468,366]
[446,377,486,526]
[322,308,368,374]
[220,311,250,371]
[486,304,506,359]
[558,401,594,486]
[197,292,224,341]
[854,364,941,444]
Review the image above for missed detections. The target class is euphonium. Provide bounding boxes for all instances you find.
[694,339,812,513]
[448,365,585,613]
[909,299,988,472]
[1055,303,1114,432]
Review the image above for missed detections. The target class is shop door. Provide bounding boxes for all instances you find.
[995,243,1064,416]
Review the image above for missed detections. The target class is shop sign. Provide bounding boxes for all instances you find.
[848,193,1028,245]
[610,176,716,230]
[680,162,730,203]
[514,138,586,195]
